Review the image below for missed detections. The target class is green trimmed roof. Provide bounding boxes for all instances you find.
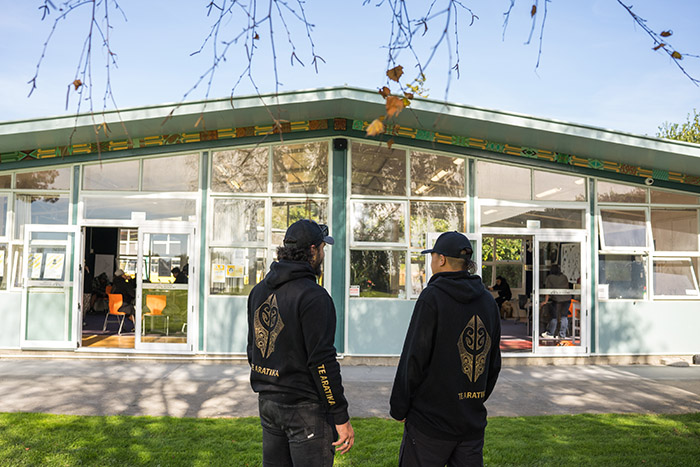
[1,86,700,182]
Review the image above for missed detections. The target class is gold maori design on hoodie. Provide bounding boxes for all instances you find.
[458,315,492,382]
[254,293,284,359]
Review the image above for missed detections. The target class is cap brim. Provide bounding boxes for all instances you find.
[323,235,335,245]
[420,248,434,254]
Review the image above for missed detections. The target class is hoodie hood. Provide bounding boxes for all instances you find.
[428,270,488,303]
[264,260,318,289]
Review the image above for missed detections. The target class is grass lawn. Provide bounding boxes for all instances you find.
[1,412,699,466]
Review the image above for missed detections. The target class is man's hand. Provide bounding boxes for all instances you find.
[332,420,354,454]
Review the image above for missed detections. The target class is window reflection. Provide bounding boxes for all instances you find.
[14,195,70,239]
[600,209,647,248]
[211,147,268,193]
[653,259,699,297]
[481,206,584,229]
[352,142,406,196]
[350,250,405,298]
[352,201,405,243]
[213,199,265,243]
[410,201,465,249]
[15,167,71,190]
[273,142,328,194]
[210,248,267,295]
[599,254,646,299]
[271,199,327,246]
[651,210,698,251]
[143,154,199,192]
[534,171,586,201]
[83,160,139,191]
[476,161,530,200]
[597,181,646,203]
[411,152,465,197]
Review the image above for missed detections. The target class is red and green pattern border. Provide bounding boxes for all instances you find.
[1,116,698,187]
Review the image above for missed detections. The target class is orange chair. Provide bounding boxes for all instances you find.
[105,285,112,294]
[103,294,126,335]
[143,294,169,336]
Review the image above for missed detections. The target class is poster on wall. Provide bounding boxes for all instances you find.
[44,253,65,280]
[29,253,43,279]
[212,264,226,283]
[560,243,581,284]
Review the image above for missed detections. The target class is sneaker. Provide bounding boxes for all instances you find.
[540,332,554,338]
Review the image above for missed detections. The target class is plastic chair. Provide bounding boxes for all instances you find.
[103,294,126,335]
[105,285,112,294]
[568,299,581,338]
[143,294,169,336]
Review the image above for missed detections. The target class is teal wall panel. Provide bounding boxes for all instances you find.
[205,296,248,354]
[597,300,700,354]
[26,291,69,341]
[0,292,22,348]
[347,299,414,355]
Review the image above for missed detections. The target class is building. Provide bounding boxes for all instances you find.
[0,87,698,360]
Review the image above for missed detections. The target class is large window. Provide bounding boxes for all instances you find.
[597,181,700,300]
[208,141,330,295]
[349,142,467,298]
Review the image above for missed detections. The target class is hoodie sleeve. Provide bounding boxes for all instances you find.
[484,302,502,401]
[389,297,437,421]
[300,290,350,425]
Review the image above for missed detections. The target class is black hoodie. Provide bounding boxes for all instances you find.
[247,260,349,425]
[390,270,501,441]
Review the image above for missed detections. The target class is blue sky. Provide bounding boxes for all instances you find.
[1,0,699,136]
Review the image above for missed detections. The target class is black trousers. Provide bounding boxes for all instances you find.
[399,422,484,467]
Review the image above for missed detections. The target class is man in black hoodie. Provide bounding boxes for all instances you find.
[390,231,501,467]
[247,219,354,466]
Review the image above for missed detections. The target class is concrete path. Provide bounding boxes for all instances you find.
[1,358,699,419]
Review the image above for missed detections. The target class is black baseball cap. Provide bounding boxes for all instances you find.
[421,231,473,259]
[283,219,334,248]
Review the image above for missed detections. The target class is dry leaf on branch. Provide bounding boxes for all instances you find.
[660,30,673,37]
[72,79,82,90]
[387,138,394,149]
[653,43,666,51]
[387,65,404,82]
[672,51,683,60]
[379,86,391,98]
[531,4,537,16]
[386,95,404,118]
[366,118,386,136]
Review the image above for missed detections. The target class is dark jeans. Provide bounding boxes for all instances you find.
[399,422,484,467]
[258,397,335,467]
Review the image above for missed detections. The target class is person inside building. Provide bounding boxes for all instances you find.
[489,275,512,314]
[247,219,354,466]
[390,231,502,467]
[112,268,136,331]
[171,267,188,284]
[540,264,571,339]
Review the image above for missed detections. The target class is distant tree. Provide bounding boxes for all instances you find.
[657,109,700,144]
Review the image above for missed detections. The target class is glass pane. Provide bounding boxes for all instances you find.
[597,181,646,203]
[651,210,699,251]
[410,201,465,249]
[349,250,405,298]
[650,190,699,205]
[272,142,328,194]
[210,247,267,295]
[140,288,187,342]
[0,174,11,189]
[352,201,405,243]
[409,253,427,298]
[653,260,699,297]
[481,264,493,286]
[0,244,8,290]
[15,167,71,190]
[482,236,494,262]
[213,199,265,243]
[83,160,139,191]
[598,254,646,299]
[534,171,586,201]
[494,264,523,289]
[410,151,465,197]
[117,228,138,256]
[211,147,268,193]
[351,142,406,196]
[144,233,189,281]
[495,238,522,261]
[143,154,199,192]
[481,206,584,229]
[476,161,530,200]
[271,199,327,246]
[14,195,70,239]
[0,195,7,237]
[82,196,196,221]
[600,210,647,248]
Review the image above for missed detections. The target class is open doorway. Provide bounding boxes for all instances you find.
[81,226,136,349]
